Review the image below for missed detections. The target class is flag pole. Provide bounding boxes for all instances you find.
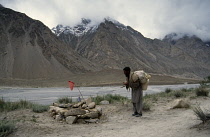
[77,87,84,101]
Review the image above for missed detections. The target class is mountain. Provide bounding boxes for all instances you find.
[0,4,209,80]
[163,33,210,66]
[52,19,210,78]
[0,6,98,79]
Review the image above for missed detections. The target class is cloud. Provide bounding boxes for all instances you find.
[1,0,210,41]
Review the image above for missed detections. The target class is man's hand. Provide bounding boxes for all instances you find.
[123,81,128,85]
[123,81,129,90]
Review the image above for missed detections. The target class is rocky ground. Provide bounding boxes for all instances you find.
[1,96,210,137]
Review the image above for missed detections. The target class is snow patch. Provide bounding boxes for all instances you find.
[52,17,133,37]
[52,18,98,37]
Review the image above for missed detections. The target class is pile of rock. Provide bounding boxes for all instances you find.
[49,98,102,124]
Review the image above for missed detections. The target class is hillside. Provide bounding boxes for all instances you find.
[0,6,98,79]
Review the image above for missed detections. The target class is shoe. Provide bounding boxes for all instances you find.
[132,112,138,116]
[135,113,142,117]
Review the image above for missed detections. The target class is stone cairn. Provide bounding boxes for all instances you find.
[49,98,102,124]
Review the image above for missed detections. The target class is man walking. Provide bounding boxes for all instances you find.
[123,67,143,117]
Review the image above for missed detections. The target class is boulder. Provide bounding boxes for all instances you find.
[171,99,190,109]
[55,115,63,121]
[59,109,68,115]
[65,108,86,116]
[85,98,92,105]
[55,107,67,114]
[80,112,99,119]
[77,119,86,124]
[49,106,56,112]
[88,109,102,116]
[85,110,90,113]
[100,100,109,105]
[82,104,88,109]
[88,108,99,113]
[96,107,103,116]
[88,102,96,109]
[49,106,67,114]
[73,101,85,108]
[66,116,78,124]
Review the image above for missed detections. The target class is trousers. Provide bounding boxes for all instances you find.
[132,86,143,114]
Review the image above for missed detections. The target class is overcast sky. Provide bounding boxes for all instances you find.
[1,0,210,41]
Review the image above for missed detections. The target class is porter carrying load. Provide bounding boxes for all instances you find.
[130,70,151,90]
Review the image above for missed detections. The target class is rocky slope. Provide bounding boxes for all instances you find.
[0,7,98,79]
[53,19,210,78]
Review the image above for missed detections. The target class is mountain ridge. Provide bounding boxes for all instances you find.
[0,5,210,80]
[52,18,210,78]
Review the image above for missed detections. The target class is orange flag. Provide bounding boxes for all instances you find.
[68,81,74,91]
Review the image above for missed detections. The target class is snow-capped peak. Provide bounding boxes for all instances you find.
[52,18,98,37]
[52,17,133,37]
